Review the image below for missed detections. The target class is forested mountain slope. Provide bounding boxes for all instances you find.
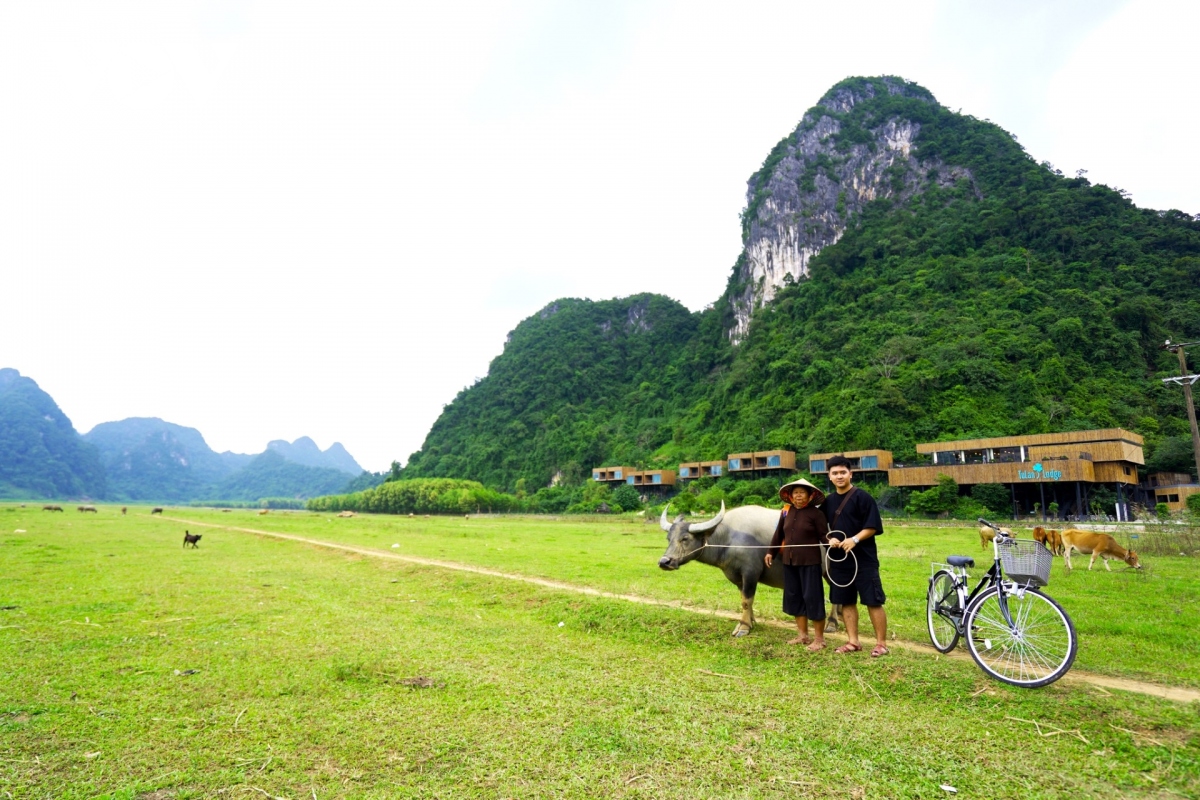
[85,418,245,501]
[403,294,713,489]
[0,369,106,499]
[402,76,1200,491]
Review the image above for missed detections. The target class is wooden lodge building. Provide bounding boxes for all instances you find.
[808,429,1147,519]
[591,466,677,492]
[595,429,1188,518]
[678,461,727,479]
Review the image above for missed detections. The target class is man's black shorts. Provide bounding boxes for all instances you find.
[781,563,825,620]
[828,565,886,607]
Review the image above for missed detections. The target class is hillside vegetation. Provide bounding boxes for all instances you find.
[0,369,106,499]
[401,76,1200,491]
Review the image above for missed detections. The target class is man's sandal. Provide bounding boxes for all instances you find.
[871,645,890,658]
[834,642,862,654]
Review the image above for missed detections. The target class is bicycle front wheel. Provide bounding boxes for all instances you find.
[926,570,962,653]
[964,586,1077,687]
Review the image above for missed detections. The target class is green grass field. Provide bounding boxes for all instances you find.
[2,505,1197,798]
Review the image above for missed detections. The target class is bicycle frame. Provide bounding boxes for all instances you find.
[938,535,1018,634]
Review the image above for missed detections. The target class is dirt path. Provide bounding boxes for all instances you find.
[159,515,1200,704]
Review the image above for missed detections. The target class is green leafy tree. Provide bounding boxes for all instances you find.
[971,484,1011,516]
[612,485,642,511]
[906,475,960,515]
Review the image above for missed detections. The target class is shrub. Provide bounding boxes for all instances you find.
[1187,493,1200,516]
[971,483,1011,515]
[612,485,642,511]
[906,474,959,515]
[1156,502,1170,518]
[307,478,521,515]
[695,486,726,511]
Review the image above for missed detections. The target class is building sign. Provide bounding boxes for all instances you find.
[1018,463,1061,481]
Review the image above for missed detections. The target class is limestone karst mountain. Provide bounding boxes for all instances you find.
[0,382,366,501]
[400,76,1200,491]
[0,368,106,499]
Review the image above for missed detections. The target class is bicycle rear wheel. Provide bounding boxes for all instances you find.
[964,586,1077,687]
[926,570,962,653]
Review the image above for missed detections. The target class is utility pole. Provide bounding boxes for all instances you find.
[1161,340,1200,483]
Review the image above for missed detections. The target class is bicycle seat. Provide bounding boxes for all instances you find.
[946,556,975,568]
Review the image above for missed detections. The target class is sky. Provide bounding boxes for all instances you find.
[2,0,1197,473]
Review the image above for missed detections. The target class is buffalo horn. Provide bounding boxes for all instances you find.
[688,501,726,534]
[659,505,673,532]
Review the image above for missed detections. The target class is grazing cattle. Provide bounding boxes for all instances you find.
[658,503,841,637]
[151,507,164,515]
[221,509,232,513]
[42,505,64,512]
[979,524,1011,549]
[183,531,202,548]
[1033,526,1064,555]
[77,505,98,513]
[258,509,269,516]
[121,507,127,516]
[1061,529,1141,571]
[337,511,356,518]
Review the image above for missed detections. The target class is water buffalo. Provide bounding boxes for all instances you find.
[658,502,840,637]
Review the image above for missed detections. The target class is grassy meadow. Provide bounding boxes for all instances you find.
[1,504,1197,798]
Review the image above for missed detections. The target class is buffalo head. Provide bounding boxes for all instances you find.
[658,502,725,570]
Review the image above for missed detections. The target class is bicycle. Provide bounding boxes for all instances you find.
[926,518,1077,687]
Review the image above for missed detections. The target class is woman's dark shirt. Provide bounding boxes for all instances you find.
[769,505,830,566]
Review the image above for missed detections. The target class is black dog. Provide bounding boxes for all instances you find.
[183,531,202,548]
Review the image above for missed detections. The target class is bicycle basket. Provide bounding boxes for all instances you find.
[997,538,1053,587]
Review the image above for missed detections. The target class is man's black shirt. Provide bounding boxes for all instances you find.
[823,487,883,570]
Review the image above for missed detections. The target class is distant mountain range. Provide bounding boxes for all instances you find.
[0,368,369,502]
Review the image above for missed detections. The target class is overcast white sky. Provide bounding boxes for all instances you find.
[2,0,1196,472]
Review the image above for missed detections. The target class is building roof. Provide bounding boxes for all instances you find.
[914,428,1143,453]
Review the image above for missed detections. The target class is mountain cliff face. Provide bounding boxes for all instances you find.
[0,369,106,499]
[728,76,975,339]
[398,75,1200,490]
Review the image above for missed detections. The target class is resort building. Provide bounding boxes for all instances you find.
[887,429,1145,519]
[727,450,796,475]
[809,449,892,479]
[591,466,633,483]
[678,461,727,479]
[1142,472,1200,514]
[627,470,677,489]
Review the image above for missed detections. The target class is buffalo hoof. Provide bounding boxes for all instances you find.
[732,625,751,638]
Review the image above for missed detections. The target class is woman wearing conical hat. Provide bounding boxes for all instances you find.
[765,478,830,652]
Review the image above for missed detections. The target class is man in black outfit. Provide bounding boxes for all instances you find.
[823,455,889,657]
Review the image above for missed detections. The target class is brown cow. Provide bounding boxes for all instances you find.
[42,505,64,512]
[1032,526,1064,555]
[1061,529,1142,571]
[121,507,127,515]
[979,524,1012,549]
[77,505,98,513]
[258,509,269,515]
